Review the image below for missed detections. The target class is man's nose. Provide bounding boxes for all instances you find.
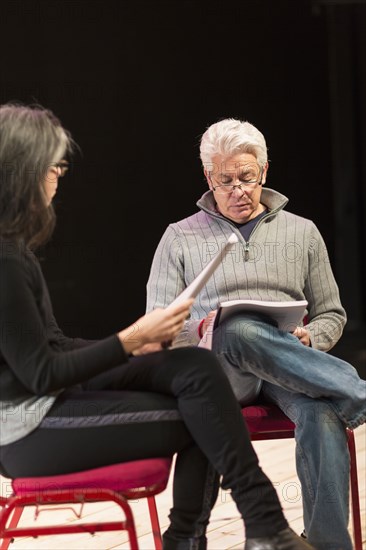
[231,183,246,195]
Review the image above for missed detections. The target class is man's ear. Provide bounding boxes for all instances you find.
[204,169,212,189]
[261,162,269,186]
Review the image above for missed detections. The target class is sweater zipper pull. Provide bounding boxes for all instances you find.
[244,242,250,261]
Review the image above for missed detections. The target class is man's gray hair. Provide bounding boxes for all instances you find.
[199,118,268,170]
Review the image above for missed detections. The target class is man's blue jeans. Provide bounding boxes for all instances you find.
[212,314,366,550]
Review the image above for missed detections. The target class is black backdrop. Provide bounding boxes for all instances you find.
[1,0,365,371]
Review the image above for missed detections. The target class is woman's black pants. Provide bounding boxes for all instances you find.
[0,348,287,546]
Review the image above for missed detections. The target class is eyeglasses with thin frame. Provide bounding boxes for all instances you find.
[209,165,263,195]
[49,160,70,177]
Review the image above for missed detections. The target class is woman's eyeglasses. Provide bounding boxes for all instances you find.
[49,160,70,177]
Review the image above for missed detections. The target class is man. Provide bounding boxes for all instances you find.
[146,118,366,550]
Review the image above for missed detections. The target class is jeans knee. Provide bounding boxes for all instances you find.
[213,314,285,355]
[214,316,260,352]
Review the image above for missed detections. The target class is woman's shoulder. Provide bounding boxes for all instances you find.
[0,238,38,274]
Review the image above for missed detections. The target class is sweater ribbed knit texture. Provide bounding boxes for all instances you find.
[147,188,346,351]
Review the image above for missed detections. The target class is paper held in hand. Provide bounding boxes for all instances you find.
[199,299,308,350]
[166,233,239,309]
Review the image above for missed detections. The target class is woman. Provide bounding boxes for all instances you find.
[0,103,312,550]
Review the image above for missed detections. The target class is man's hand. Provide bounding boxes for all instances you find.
[201,310,217,335]
[293,326,311,346]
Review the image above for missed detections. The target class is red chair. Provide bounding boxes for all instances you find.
[0,457,172,550]
[242,403,362,550]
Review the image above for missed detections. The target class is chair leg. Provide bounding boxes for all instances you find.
[0,506,24,550]
[347,429,362,550]
[147,496,162,550]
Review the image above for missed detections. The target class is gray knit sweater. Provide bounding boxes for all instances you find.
[146,188,346,351]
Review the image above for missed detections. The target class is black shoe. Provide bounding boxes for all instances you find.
[245,527,315,549]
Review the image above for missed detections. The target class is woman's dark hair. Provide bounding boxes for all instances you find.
[0,103,73,249]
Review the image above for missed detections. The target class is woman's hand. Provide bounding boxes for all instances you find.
[132,342,163,356]
[118,299,193,355]
[293,326,311,346]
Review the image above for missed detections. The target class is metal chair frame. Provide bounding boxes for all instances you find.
[0,459,171,550]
